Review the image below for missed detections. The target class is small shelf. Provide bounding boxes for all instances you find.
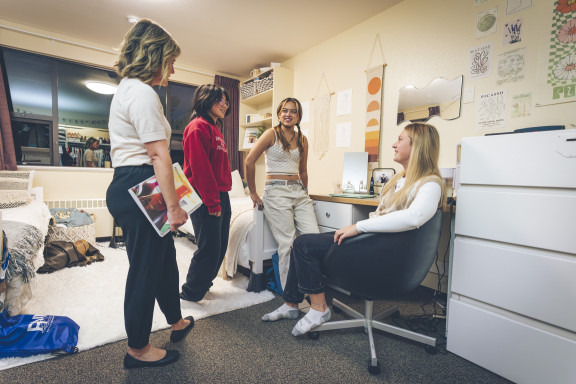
[242,88,273,107]
[241,117,273,129]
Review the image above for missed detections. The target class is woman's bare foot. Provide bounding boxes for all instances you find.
[127,344,166,362]
[171,317,190,331]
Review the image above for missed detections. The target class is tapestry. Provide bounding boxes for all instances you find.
[365,65,385,164]
[546,0,576,102]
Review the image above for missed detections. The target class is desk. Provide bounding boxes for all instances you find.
[309,194,454,293]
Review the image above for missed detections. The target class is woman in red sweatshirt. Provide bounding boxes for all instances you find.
[180,84,232,302]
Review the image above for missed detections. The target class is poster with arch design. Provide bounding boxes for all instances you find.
[365,65,385,163]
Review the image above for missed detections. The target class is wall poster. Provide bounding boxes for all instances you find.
[364,65,385,164]
[503,18,523,45]
[536,0,576,106]
[468,43,493,79]
[477,90,508,130]
[497,47,526,85]
[476,7,498,38]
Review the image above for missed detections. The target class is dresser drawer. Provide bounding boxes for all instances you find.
[313,201,353,229]
[312,200,372,230]
[452,237,576,332]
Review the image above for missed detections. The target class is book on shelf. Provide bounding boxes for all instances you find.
[128,163,202,237]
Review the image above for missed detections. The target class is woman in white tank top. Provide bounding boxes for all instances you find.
[245,98,319,291]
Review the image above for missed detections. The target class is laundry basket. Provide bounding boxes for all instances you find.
[46,223,96,245]
[46,209,96,245]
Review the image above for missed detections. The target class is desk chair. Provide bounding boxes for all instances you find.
[309,210,443,375]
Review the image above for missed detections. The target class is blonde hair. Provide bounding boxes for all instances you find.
[379,123,445,211]
[114,19,180,85]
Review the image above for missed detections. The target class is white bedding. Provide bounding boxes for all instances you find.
[1,200,51,314]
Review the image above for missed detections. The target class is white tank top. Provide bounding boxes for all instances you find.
[265,131,300,175]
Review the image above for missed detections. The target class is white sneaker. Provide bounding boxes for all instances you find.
[261,304,300,322]
[291,308,331,336]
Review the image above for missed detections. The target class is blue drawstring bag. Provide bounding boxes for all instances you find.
[264,252,283,296]
[0,311,79,358]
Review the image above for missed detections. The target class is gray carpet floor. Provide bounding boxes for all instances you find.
[0,285,512,384]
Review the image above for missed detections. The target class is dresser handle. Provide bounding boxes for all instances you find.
[325,212,330,218]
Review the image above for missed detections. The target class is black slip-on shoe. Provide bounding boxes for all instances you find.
[170,316,195,342]
[123,350,179,369]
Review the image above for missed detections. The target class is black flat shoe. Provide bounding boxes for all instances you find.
[170,315,195,342]
[123,350,179,369]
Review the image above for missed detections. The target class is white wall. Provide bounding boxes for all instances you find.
[282,0,576,195]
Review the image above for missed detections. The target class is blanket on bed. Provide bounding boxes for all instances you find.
[223,198,255,277]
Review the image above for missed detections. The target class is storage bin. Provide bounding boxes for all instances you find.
[46,222,96,245]
[240,81,256,100]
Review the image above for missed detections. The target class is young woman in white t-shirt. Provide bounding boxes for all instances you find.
[106,19,192,369]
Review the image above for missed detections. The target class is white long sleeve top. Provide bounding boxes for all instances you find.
[355,178,441,233]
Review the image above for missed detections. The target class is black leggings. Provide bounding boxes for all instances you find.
[106,165,182,349]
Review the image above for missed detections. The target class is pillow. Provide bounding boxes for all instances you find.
[229,170,247,198]
[0,171,34,209]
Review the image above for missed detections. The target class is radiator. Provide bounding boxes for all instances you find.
[44,199,114,238]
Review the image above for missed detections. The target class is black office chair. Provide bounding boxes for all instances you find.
[309,210,443,375]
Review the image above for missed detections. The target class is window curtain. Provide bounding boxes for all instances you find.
[0,57,17,170]
[214,75,242,177]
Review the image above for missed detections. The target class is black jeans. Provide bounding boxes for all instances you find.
[181,192,231,301]
[282,232,335,304]
[106,165,182,349]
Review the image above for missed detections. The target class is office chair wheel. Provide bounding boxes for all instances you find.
[307,331,319,340]
[425,345,438,354]
[367,359,381,375]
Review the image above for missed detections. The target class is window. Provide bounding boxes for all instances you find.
[1,47,197,167]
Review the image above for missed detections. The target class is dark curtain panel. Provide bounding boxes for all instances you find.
[428,106,440,117]
[0,58,17,170]
[214,75,242,178]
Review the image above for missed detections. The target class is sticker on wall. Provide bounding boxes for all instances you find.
[477,90,508,130]
[364,65,385,164]
[503,18,523,45]
[476,7,498,38]
[506,0,533,15]
[511,92,532,118]
[497,47,526,85]
[468,43,493,79]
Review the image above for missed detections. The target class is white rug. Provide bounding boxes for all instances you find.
[0,237,274,371]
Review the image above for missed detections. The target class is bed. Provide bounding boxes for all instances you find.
[0,170,51,315]
[179,171,278,292]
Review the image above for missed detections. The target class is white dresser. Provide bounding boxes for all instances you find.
[447,130,576,384]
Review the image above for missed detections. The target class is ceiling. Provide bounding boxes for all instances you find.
[1,0,404,78]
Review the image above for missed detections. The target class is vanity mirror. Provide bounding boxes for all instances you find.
[397,75,463,124]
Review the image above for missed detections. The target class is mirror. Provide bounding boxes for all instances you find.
[397,75,463,124]
[342,152,368,193]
